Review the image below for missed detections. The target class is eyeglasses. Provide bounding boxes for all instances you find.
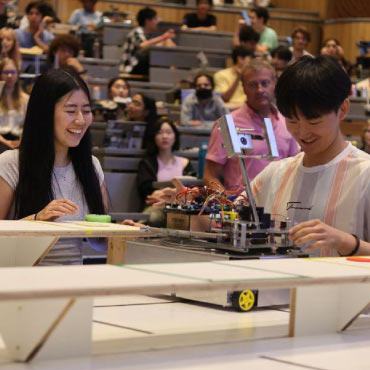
[244,79,272,89]
[1,70,17,75]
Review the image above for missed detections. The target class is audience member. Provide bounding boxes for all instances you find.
[204,59,298,193]
[0,0,18,29]
[47,34,85,76]
[0,27,21,69]
[137,118,195,226]
[15,1,54,53]
[20,1,60,30]
[108,77,131,104]
[181,73,228,126]
[127,92,158,148]
[320,38,351,72]
[0,57,29,151]
[98,77,131,121]
[0,68,107,264]
[271,46,292,77]
[214,46,253,107]
[249,6,278,53]
[289,26,312,62]
[182,0,217,31]
[233,24,260,54]
[69,0,102,33]
[121,7,175,75]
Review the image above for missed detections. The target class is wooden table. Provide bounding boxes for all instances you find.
[0,220,151,266]
[0,257,370,362]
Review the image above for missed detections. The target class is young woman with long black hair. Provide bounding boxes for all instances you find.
[0,68,107,265]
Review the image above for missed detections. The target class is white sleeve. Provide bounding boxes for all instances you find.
[0,150,19,190]
[92,156,104,186]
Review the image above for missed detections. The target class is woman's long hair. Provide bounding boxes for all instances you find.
[14,68,105,218]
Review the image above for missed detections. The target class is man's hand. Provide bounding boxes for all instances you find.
[289,219,357,255]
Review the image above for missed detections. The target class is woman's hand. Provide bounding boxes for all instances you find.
[121,219,145,227]
[35,199,79,221]
[289,219,356,255]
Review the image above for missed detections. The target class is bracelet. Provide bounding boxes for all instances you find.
[339,234,360,257]
[34,213,38,221]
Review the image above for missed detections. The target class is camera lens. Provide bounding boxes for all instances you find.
[240,137,247,145]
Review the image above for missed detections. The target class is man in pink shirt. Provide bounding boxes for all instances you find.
[204,59,298,193]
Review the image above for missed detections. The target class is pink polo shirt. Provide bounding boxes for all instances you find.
[206,103,298,193]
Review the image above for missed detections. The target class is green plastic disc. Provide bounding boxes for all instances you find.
[85,214,112,223]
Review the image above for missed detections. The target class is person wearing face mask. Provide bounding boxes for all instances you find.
[0,68,108,265]
[204,59,298,194]
[181,73,228,127]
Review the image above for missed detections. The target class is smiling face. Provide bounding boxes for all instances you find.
[54,89,93,152]
[242,67,275,113]
[155,122,176,152]
[285,101,349,166]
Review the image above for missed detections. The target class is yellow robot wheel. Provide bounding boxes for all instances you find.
[231,289,258,312]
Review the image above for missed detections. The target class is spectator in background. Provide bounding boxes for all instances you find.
[121,7,175,75]
[15,1,54,53]
[289,26,312,62]
[68,0,102,33]
[204,59,298,193]
[214,46,253,108]
[126,92,158,148]
[137,118,195,226]
[271,46,292,77]
[100,77,131,120]
[19,1,60,30]
[182,0,217,32]
[108,77,131,106]
[69,0,102,57]
[234,24,260,54]
[0,0,18,29]
[249,6,278,53]
[47,34,86,76]
[0,57,29,151]
[0,28,21,69]
[181,73,228,126]
[321,38,351,73]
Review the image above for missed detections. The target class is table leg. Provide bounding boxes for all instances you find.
[107,237,127,265]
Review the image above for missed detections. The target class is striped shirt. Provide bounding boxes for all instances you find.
[252,143,370,256]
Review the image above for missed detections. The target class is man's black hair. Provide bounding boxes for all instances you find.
[239,25,260,43]
[25,1,43,14]
[196,0,213,6]
[250,6,269,24]
[136,7,157,27]
[275,55,351,120]
[231,46,253,64]
[271,46,292,63]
